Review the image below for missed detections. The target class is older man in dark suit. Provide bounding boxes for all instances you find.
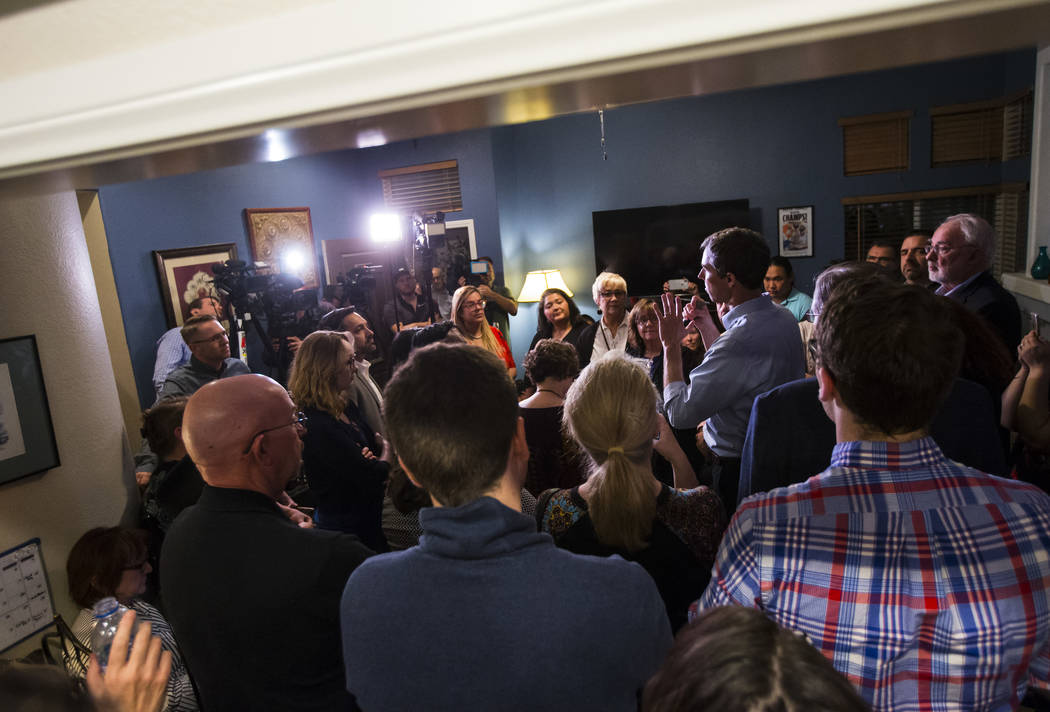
[928,213,1021,352]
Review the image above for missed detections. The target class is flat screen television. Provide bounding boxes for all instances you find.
[592,199,750,297]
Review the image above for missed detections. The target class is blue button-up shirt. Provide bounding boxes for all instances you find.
[664,295,803,458]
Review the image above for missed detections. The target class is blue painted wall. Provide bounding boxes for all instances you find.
[100,129,501,408]
[100,50,1034,406]
[495,50,1035,363]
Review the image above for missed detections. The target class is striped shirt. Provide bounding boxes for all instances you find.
[695,437,1050,711]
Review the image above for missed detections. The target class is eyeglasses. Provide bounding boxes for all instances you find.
[242,412,308,454]
[462,299,486,311]
[923,242,972,257]
[636,313,658,325]
[599,290,626,299]
[190,329,228,344]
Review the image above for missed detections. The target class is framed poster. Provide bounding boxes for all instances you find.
[0,336,60,486]
[244,207,319,289]
[778,206,814,258]
[435,218,478,289]
[0,538,56,652]
[153,243,238,329]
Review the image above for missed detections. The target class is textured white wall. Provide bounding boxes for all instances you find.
[0,188,133,658]
[0,0,1010,171]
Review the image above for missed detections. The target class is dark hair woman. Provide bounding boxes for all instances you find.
[528,288,589,353]
[518,339,586,495]
[66,527,198,711]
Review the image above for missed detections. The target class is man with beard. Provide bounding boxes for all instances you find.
[319,306,383,435]
[899,230,936,288]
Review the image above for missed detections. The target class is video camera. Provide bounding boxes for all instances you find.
[211,259,319,340]
[338,265,384,311]
[465,259,490,287]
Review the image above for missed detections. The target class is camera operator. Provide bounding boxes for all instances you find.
[458,257,518,346]
[383,267,438,334]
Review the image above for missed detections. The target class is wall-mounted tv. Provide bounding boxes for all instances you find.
[592,199,750,298]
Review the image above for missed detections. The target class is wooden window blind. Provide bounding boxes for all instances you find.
[838,111,911,176]
[1003,91,1034,161]
[842,183,1029,278]
[930,90,1033,165]
[378,160,462,214]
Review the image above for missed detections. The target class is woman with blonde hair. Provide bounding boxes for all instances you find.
[288,330,390,551]
[451,285,516,378]
[537,354,725,631]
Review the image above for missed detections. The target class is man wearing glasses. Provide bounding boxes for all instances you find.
[928,213,1021,352]
[157,315,250,400]
[162,374,372,711]
[151,295,223,397]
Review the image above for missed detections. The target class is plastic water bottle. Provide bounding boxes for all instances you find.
[90,596,138,672]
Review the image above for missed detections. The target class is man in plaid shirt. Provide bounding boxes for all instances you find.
[695,279,1050,711]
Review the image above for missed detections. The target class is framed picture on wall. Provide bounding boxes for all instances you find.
[0,336,60,487]
[244,207,320,289]
[153,243,239,329]
[778,206,814,258]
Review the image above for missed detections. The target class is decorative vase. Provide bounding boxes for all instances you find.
[1032,247,1050,281]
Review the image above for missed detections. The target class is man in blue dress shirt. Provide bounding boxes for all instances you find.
[659,227,804,514]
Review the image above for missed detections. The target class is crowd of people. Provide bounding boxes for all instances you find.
[16,212,1050,712]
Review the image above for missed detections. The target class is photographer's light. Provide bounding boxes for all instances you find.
[281,247,305,272]
[370,214,402,243]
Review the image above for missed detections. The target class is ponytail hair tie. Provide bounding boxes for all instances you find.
[607,446,624,455]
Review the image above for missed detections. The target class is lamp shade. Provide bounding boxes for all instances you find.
[517,269,573,302]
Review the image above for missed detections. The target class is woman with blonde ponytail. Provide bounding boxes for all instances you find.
[537,354,726,631]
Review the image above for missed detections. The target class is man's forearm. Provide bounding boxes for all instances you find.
[664,344,685,389]
[695,317,721,351]
[490,291,518,316]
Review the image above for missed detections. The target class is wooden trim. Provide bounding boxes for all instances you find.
[930,88,1032,116]
[837,110,913,127]
[377,160,457,179]
[841,182,1028,205]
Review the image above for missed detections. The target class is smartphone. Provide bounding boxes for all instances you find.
[668,278,690,292]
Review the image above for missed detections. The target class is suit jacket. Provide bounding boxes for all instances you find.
[738,377,1008,503]
[347,368,383,436]
[160,486,372,711]
[949,270,1022,353]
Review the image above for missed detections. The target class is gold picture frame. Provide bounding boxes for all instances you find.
[244,207,319,289]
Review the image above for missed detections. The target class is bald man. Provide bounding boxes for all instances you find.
[160,374,372,712]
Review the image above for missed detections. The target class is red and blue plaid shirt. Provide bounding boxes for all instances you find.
[695,437,1050,711]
